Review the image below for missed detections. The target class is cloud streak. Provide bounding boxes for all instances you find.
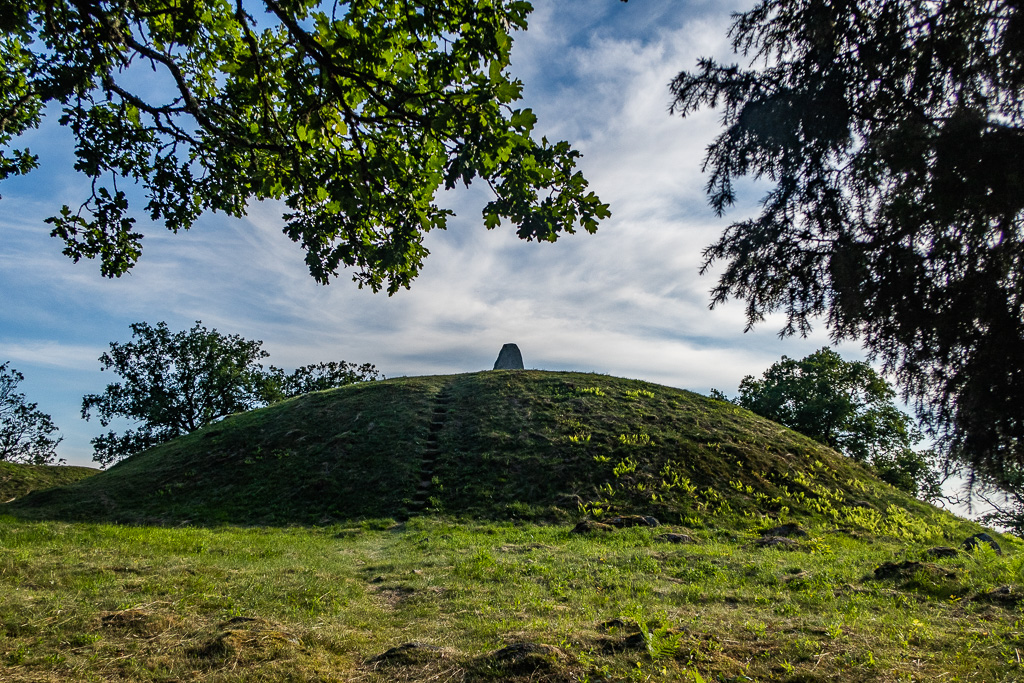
[0,1,868,466]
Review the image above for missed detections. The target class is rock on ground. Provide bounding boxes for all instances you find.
[493,343,524,370]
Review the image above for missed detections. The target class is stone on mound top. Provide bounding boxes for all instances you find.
[493,343,524,370]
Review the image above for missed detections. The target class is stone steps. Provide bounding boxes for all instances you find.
[404,387,452,516]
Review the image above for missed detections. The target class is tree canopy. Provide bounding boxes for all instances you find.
[0,0,608,293]
[261,360,382,403]
[82,321,379,465]
[83,321,271,464]
[0,362,63,465]
[671,0,1024,489]
[736,348,939,499]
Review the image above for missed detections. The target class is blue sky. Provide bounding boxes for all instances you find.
[0,0,869,467]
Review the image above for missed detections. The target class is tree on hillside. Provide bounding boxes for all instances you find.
[0,362,63,465]
[1,1,608,293]
[736,348,940,499]
[670,1,1024,491]
[83,321,379,465]
[83,322,270,465]
[261,361,382,404]
[967,465,1024,536]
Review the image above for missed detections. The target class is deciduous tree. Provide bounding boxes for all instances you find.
[1,0,608,292]
[736,348,940,499]
[261,360,381,403]
[671,0,1024,489]
[83,321,270,465]
[0,362,63,465]
[83,321,380,465]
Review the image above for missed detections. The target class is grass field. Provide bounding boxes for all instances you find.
[2,371,1020,681]
[1,514,1020,682]
[0,462,97,503]
[5,371,964,528]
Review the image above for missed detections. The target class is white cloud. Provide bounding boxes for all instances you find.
[1,0,874,467]
[0,341,102,370]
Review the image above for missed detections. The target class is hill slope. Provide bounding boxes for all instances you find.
[0,462,98,503]
[4,371,966,533]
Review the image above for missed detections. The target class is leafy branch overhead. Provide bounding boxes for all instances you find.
[671,0,1024,487]
[1,0,609,292]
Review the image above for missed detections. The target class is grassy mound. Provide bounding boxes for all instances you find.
[0,462,98,503]
[3,371,968,533]
[0,371,1014,680]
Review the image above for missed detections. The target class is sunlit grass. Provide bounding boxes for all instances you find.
[2,370,1018,680]
[1,514,1021,682]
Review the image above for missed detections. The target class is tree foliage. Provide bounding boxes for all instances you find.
[671,0,1024,489]
[972,467,1024,536]
[1,0,609,292]
[82,321,379,465]
[737,348,940,499]
[83,321,270,465]
[0,362,63,465]
[262,360,381,403]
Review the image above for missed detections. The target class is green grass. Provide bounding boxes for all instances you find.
[0,462,97,503]
[0,515,1020,682]
[2,371,975,532]
[1,370,1017,680]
